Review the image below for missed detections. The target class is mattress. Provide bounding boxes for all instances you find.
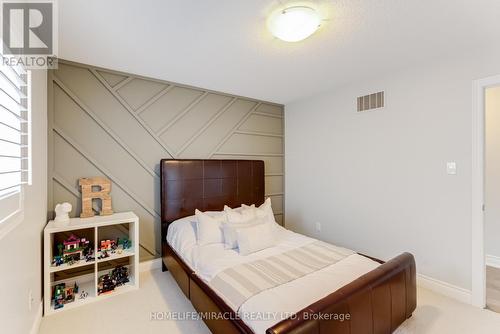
[166,216,380,334]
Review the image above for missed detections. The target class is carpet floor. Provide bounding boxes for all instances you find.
[39,269,500,334]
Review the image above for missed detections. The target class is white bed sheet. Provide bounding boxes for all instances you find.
[166,215,198,269]
[166,219,379,334]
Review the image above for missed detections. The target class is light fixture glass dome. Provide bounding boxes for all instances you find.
[267,6,321,42]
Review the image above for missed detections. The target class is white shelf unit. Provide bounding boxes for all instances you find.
[44,212,139,315]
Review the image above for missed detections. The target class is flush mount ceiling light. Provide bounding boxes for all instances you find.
[267,6,321,42]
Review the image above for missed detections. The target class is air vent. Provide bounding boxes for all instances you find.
[357,91,384,112]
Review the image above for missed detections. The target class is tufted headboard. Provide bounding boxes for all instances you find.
[160,159,265,241]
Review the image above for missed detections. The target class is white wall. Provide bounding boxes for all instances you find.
[0,70,47,334]
[285,49,500,291]
[485,86,500,259]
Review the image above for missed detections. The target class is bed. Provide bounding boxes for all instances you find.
[160,159,416,334]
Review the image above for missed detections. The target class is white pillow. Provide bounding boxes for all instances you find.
[222,217,264,249]
[166,215,197,250]
[236,223,276,255]
[243,198,277,227]
[229,204,252,213]
[195,209,226,245]
[224,204,255,224]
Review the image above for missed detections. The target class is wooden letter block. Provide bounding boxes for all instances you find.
[78,177,113,218]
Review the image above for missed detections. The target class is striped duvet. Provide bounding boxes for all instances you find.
[209,241,355,311]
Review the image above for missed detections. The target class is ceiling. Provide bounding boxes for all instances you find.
[58,0,500,104]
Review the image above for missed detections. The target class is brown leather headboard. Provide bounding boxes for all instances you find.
[160,159,264,226]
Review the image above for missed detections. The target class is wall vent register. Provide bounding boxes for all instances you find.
[357,91,384,112]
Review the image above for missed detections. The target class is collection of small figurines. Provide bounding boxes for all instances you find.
[97,265,130,295]
[53,265,129,308]
[52,234,132,265]
[51,232,132,307]
[52,233,94,267]
[97,237,132,259]
[53,282,79,310]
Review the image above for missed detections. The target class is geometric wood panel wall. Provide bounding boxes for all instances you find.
[48,59,284,262]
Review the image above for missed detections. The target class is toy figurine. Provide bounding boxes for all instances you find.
[99,239,116,252]
[57,243,63,256]
[63,234,83,262]
[97,249,110,259]
[64,287,75,303]
[98,239,119,257]
[96,265,130,296]
[53,284,65,309]
[85,248,94,262]
[111,265,129,286]
[52,281,79,309]
[52,255,64,266]
[81,238,91,255]
[79,290,88,299]
[53,233,93,266]
[98,274,115,295]
[117,237,132,250]
[64,255,75,266]
[54,202,72,226]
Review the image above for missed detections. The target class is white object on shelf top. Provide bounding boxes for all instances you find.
[45,211,138,233]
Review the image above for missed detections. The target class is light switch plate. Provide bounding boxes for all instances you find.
[447,162,457,175]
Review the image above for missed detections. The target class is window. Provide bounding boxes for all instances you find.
[0,61,29,238]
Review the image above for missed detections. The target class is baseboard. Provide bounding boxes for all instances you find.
[417,274,472,305]
[139,258,162,272]
[486,254,500,269]
[30,301,43,334]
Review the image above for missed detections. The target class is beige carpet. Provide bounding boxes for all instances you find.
[39,269,500,334]
[487,265,500,313]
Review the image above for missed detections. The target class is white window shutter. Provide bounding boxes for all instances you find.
[0,62,29,224]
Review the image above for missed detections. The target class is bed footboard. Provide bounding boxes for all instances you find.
[266,253,416,334]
